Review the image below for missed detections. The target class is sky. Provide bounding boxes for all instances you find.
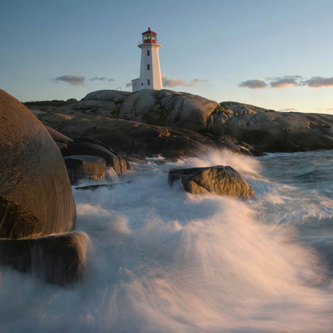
[1,0,333,114]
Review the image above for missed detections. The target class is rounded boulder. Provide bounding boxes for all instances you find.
[169,165,255,199]
[0,90,76,239]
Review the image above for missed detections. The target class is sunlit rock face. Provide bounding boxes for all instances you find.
[169,166,255,199]
[0,89,76,239]
[81,89,223,133]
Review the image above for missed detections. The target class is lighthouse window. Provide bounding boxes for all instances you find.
[147,79,150,85]
[147,64,150,70]
[147,50,150,56]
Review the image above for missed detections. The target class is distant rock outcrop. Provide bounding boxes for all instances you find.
[220,102,333,152]
[169,166,255,199]
[80,89,224,133]
[27,89,333,153]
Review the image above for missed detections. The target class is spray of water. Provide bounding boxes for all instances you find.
[1,149,333,332]
[184,148,262,176]
[105,167,119,182]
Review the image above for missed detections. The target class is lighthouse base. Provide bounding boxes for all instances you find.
[132,78,141,92]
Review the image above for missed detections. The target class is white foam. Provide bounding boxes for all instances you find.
[1,149,333,332]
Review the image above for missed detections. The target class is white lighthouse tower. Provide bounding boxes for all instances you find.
[132,27,163,92]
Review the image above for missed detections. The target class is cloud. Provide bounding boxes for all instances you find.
[239,75,333,90]
[53,75,85,86]
[187,78,207,86]
[162,75,207,88]
[125,82,132,87]
[89,77,115,82]
[269,76,304,89]
[327,108,333,111]
[162,75,187,87]
[239,77,304,89]
[303,76,333,88]
[239,79,267,89]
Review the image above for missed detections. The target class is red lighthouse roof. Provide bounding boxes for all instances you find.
[142,27,157,36]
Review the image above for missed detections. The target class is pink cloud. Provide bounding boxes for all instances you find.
[162,75,206,88]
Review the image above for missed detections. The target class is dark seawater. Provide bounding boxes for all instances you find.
[0,149,333,332]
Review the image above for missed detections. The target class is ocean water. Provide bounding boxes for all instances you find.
[1,149,333,332]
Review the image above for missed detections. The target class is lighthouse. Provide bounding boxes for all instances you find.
[132,27,163,92]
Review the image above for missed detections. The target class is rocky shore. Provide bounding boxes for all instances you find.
[26,89,333,154]
[1,88,333,285]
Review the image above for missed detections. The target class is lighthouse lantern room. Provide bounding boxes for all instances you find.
[132,27,163,92]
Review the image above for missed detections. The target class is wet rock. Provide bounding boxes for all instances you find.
[0,89,76,239]
[75,182,132,191]
[64,142,132,174]
[75,184,114,191]
[169,166,255,199]
[0,232,88,286]
[64,155,107,184]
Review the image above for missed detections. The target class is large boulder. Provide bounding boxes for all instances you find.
[160,90,220,132]
[119,90,157,121]
[0,90,76,239]
[0,232,88,285]
[169,166,255,199]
